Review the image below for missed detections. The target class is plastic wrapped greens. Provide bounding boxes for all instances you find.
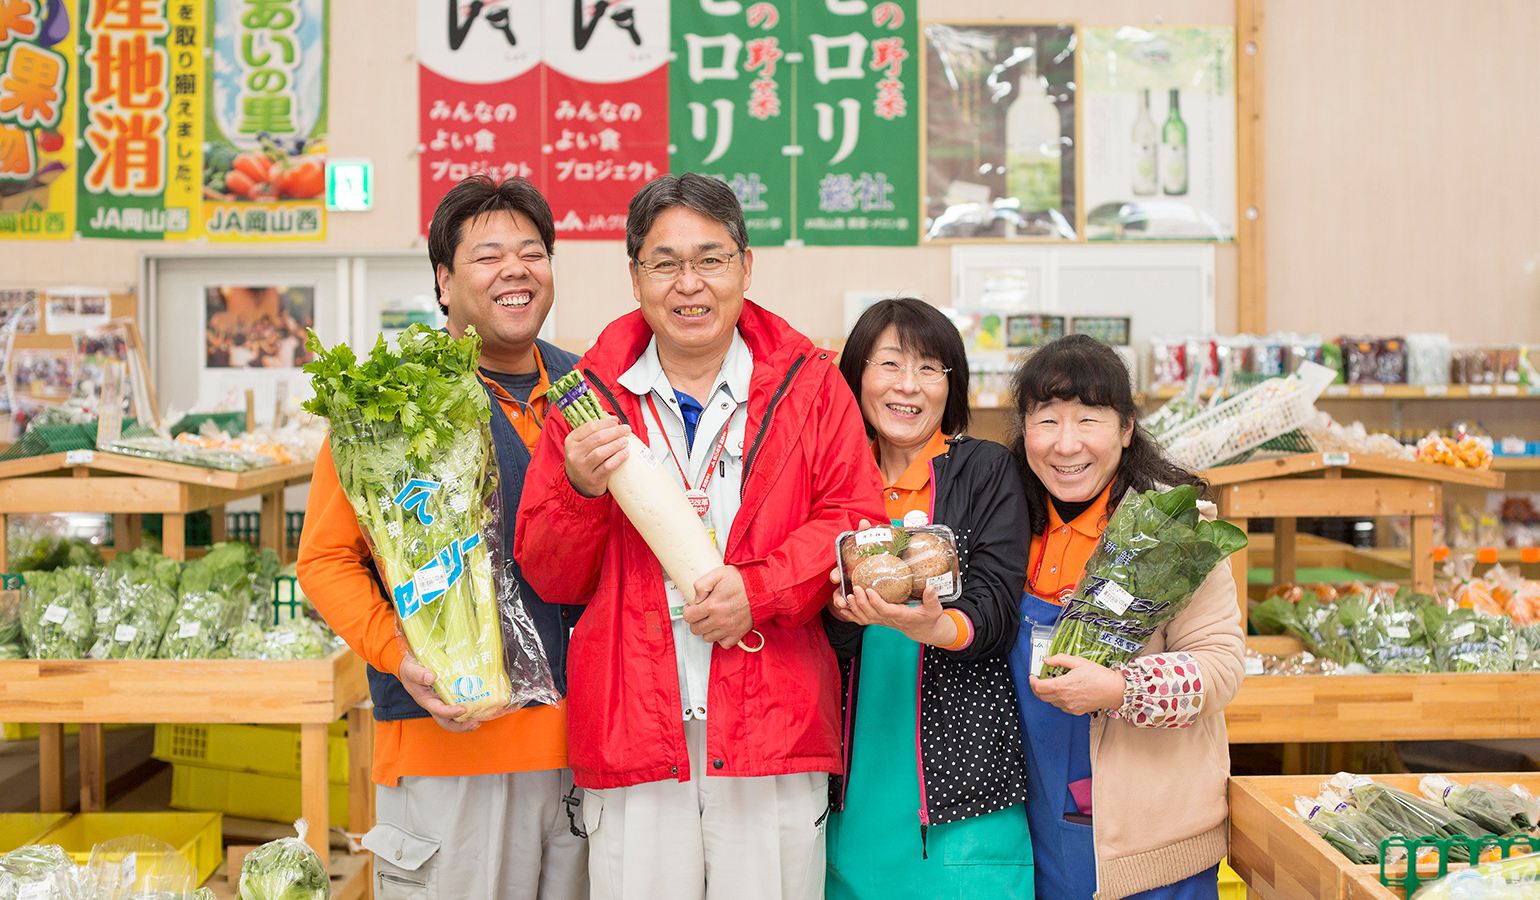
[105,547,181,595]
[0,587,19,645]
[158,589,246,659]
[1350,587,1436,673]
[87,580,177,660]
[1427,606,1516,673]
[81,835,195,899]
[1351,781,1489,859]
[1514,624,1540,672]
[0,844,79,899]
[0,644,23,659]
[229,617,331,660]
[1294,793,1396,864]
[1421,776,1533,834]
[238,819,331,900]
[1042,486,1247,674]
[20,568,97,658]
[160,543,269,658]
[1414,851,1540,899]
[1252,589,1365,667]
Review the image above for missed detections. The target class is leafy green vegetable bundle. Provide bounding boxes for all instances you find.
[160,542,282,658]
[229,617,333,661]
[89,548,182,659]
[0,844,79,899]
[1347,587,1436,673]
[1516,623,1540,671]
[1426,606,1516,673]
[20,568,97,658]
[1042,486,1247,675]
[304,326,557,718]
[1350,781,1489,860]
[239,820,330,900]
[1421,776,1533,835]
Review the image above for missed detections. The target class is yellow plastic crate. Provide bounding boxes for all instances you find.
[1218,856,1246,900]
[170,763,348,826]
[0,812,69,852]
[153,722,349,784]
[37,811,222,883]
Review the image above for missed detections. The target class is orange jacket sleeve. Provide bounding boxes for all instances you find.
[296,438,409,678]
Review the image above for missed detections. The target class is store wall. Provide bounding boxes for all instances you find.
[7,0,1534,346]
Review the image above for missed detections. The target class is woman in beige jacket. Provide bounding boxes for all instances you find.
[1005,335,1247,900]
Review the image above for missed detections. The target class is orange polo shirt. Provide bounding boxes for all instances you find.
[1026,484,1114,605]
[298,351,566,786]
[875,429,971,649]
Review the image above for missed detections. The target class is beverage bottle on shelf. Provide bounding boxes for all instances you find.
[1131,88,1158,196]
[1005,39,1062,215]
[1161,87,1188,195]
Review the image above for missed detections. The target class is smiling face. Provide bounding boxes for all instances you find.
[438,210,554,371]
[1021,398,1134,503]
[860,325,949,459]
[630,206,751,364]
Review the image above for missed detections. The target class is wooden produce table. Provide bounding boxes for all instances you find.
[1203,453,1505,629]
[0,648,371,889]
[1229,772,1540,900]
[0,451,313,563]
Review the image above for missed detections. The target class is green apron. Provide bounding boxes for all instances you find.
[826,623,1034,899]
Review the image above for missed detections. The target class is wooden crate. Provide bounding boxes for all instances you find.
[1229,773,1540,900]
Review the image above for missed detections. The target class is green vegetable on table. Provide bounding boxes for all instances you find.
[1516,623,1540,672]
[1042,485,1247,675]
[0,843,79,899]
[1426,606,1516,673]
[229,616,331,660]
[19,568,97,658]
[1347,587,1436,673]
[1351,781,1489,860]
[1421,776,1533,835]
[304,325,557,718]
[239,821,331,900]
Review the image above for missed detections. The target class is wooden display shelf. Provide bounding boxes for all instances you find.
[0,647,369,870]
[1227,637,1540,744]
[1492,457,1540,471]
[1202,453,1505,629]
[1229,773,1540,900]
[0,451,312,563]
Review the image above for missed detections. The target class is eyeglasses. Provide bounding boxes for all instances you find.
[636,249,742,281]
[866,358,951,385]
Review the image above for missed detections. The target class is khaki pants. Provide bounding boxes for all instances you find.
[363,769,588,900]
[583,719,828,900]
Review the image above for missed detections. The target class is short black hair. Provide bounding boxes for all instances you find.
[839,297,970,437]
[1007,334,1204,535]
[427,174,555,312]
[625,173,748,261]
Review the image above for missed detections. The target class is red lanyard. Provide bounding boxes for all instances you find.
[645,394,731,515]
[1027,533,1075,603]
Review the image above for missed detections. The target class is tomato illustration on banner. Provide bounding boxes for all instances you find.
[0,0,75,239]
[415,0,543,240]
[541,0,669,241]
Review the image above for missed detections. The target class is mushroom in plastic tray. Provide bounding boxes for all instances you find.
[837,524,962,606]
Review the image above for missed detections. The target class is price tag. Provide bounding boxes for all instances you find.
[1497,384,1520,397]
[413,564,448,598]
[1244,656,1265,676]
[42,604,68,625]
[97,607,113,623]
[1360,384,1386,396]
[113,624,137,643]
[926,573,955,597]
[17,881,49,900]
[176,621,201,639]
[1469,384,1495,396]
[1028,624,1054,677]
[1451,622,1477,640]
[1325,385,1351,397]
[1387,625,1411,639]
[64,449,95,466]
[1095,581,1135,616]
[1422,384,1449,396]
[121,851,136,887]
[1502,437,1528,455]
[275,631,299,646]
[636,444,661,470]
[1322,451,1351,467]
[854,527,893,548]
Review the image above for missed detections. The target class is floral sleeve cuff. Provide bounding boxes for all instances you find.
[1108,652,1205,727]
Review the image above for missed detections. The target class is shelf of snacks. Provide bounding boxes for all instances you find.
[1229,772,1540,900]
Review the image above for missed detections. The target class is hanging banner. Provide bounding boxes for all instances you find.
[0,0,75,239]
[669,0,793,246]
[1081,26,1235,241]
[541,0,670,240]
[415,0,543,239]
[201,0,327,241]
[796,0,916,246]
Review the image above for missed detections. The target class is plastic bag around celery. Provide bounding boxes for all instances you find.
[0,843,80,899]
[323,406,557,719]
[1421,776,1533,834]
[1042,486,1247,675]
[81,834,196,899]
[238,819,330,900]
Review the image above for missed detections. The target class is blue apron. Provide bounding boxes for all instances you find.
[1008,591,1219,900]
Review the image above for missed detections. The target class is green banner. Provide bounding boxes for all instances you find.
[669,0,795,246]
[795,0,916,246]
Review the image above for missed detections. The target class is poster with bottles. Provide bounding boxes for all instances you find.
[0,0,75,239]
[1080,26,1234,241]
[669,0,794,246]
[415,0,543,240]
[921,22,1077,242]
[796,0,917,246]
[201,0,328,241]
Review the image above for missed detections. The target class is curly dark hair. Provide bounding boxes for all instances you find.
[1007,334,1205,535]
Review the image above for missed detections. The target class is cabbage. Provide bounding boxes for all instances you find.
[239,820,330,900]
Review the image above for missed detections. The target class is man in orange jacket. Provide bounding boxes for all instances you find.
[298,175,587,900]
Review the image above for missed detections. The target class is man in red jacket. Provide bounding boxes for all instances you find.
[515,173,886,900]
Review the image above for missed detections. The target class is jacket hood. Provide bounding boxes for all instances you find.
[578,299,814,380]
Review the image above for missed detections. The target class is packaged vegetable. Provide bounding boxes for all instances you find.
[1350,587,1436,673]
[1426,606,1516,673]
[0,587,19,645]
[304,326,557,718]
[88,579,178,660]
[238,819,331,900]
[1351,781,1489,858]
[20,568,97,658]
[0,844,79,899]
[158,589,247,659]
[229,616,331,660]
[1414,850,1540,899]
[1420,776,1532,834]
[1042,486,1247,675]
[1294,792,1397,864]
[81,834,196,899]
[837,525,962,605]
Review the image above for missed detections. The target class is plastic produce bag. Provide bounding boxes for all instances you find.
[304,327,558,719]
[1350,781,1489,859]
[1421,776,1533,834]
[1415,851,1540,899]
[0,844,79,899]
[158,589,246,659]
[238,819,330,900]
[0,586,20,645]
[81,834,195,899]
[228,617,331,660]
[1426,606,1516,673]
[1349,587,1436,673]
[88,580,178,660]
[1042,486,1246,674]
[20,568,97,658]
[1294,792,1397,864]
